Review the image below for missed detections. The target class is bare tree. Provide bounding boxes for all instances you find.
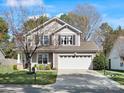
[4,5,48,72]
[4,5,60,72]
[68,4,102,41]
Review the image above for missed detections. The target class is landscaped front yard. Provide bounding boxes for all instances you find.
[0,71,57,84]
[97,70,124,85]
[0,65,57,85]
[0,70,57,84]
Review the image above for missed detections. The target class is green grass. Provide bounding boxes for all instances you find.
[97,70,124,85]
[0,65,14,73]
[0,64,57,84]
[0,70,57,85]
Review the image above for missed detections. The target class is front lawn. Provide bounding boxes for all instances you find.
[0,70,57,85]
[97,70,124,85]
[0,64,14,74]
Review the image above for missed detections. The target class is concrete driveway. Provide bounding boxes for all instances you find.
[0,70,124,93]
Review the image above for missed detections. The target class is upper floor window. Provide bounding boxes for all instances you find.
[43,35,49,45]
[60,35,75,45]
[27,38,32,46]
[40,35,49,45]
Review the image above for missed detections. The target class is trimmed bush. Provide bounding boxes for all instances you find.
[45,64,51,70]
[93,52,107,70]
[38,64,44,70]
[34,64,38,69]
[13,65,17,70]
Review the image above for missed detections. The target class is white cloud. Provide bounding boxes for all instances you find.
[43,13,51,17]
[28,13,51,20]
[56,13,64,17]
[6,0,54,8]
[28,15,40,20]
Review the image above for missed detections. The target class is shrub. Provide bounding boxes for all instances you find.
[34,64,38,69]
[45,64,51,70]
[38,64,44,70]
[13,64,17,70]
[93,52,107,70]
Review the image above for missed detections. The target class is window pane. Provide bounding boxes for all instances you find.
[68,36,72,45]
[44,36,49,44]
[120,62,123,67]
[60,35,73,45]
[43,58,47,64]
[42,54,48,64]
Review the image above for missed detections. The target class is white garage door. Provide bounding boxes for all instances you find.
[58,55,92,69]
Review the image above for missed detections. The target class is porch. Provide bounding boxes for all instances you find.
[17,52,55,69]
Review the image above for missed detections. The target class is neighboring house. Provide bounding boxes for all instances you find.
[0,48,5,59]
[17,17,99,70]
[109,36,124,70]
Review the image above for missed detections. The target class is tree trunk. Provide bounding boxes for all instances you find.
[26,55,32,72]
[28,61,31,72]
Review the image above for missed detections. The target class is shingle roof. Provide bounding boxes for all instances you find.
[36,41,98,53]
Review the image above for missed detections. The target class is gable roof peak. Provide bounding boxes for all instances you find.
[26,16,82,36]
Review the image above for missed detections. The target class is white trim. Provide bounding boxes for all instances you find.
[53,52,55,68]
[17,53,21,64]
[52,24,81,34]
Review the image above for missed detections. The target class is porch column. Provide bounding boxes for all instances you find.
[53,52,55,69]
[17,53,21,64]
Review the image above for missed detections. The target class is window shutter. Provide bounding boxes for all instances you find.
[40,35,43,45]
[58,35,60,45]
[34,35,39,45]
[49,35,52,45]
[73,35,75,45]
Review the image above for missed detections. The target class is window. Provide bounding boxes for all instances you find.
[42,54,48,64]
[40,35,49,45]
[38,55,42,64]
[27,38,32,46]
[38,54,48,64]
[120,62,123,67]
[43,35,49,45]
[60,35,74,45]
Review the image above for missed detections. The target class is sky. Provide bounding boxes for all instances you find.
[0,0,124,29]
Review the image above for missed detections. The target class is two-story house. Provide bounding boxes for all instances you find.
[17,17,98,70]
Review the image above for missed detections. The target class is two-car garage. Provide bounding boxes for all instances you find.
[58,54,93,70]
